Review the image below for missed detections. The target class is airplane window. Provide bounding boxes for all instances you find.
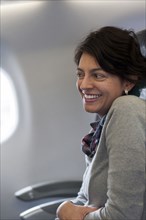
[0,68,19,143]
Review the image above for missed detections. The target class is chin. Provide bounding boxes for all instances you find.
[84,106,98,113]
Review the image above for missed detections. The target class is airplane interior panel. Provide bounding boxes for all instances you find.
[1,0,146,219]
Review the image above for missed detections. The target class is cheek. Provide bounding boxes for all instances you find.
[76,80,81,93]
[114,84,125,95]
[76,81,79,91]
[109,88,124,100]
[107,80,125,96]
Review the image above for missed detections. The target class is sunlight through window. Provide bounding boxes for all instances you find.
[0,68,19,143]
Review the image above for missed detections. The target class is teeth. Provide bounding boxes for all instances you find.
[84,94,100,99]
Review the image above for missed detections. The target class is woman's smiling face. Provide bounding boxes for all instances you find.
[76,53,131,117]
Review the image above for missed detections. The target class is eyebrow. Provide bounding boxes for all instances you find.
[76,67,103,72]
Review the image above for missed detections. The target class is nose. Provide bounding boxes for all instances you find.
[79,75,94,90]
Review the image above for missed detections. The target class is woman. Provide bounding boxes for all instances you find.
[56,26,146,220]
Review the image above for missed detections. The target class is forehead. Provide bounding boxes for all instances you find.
[78,53,100,69]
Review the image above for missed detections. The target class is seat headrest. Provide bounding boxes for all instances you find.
[129,29,146,99]
[136,29,146,58]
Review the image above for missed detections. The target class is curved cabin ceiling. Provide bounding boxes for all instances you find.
[1,0,145,52]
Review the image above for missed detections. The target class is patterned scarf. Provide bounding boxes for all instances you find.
[81,115,106,158]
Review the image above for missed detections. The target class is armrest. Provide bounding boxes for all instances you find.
[20,197,73,220]
[15,180,82,201]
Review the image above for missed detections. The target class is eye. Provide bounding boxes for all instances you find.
[76,71,84,79]
[93,73,107,80]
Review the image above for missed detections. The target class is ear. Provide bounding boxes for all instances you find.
[124,81,135,93]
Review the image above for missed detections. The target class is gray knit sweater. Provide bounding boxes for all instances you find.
[72,95,146,220]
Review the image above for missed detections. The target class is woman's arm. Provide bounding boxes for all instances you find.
[56,154,93,219]
[85,97,145,220]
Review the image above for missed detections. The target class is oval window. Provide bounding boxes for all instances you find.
[0,68,19,143]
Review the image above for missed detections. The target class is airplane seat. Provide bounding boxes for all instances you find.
[129,29,146,98]
[15,180,82,220]
[16,29,146,220]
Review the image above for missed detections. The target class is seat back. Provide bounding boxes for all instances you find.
[129,29,146,98]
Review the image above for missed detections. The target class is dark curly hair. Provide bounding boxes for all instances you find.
[74,26,146,85]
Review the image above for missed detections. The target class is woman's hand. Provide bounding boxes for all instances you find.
[56,200,97,220]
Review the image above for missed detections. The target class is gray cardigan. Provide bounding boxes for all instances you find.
[72,95,146,220]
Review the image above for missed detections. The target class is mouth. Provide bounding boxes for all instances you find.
[83,93,102,102]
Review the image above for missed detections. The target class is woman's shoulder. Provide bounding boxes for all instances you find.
[106,95,145,120]
[104,95,145,135]
[111,95,145,111]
